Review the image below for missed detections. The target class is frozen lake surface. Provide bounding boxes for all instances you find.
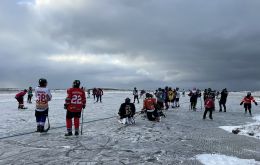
[0,90,260,164]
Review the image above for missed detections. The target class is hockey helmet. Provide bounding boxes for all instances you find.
[39,78,47,87]
[73,80,81,88]
[125,97,131,104]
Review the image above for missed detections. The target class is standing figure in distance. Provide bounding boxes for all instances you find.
[133,87,139,104]
[35,78,52,132]
[240,92,257,116]
[219,88,228,112]
[203,95,214,120]
[64,80,86,136]
[27,86,33,103]
[96,88,103,103]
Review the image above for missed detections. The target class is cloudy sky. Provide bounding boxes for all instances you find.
[0,0,260,90]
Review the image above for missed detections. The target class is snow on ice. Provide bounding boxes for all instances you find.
[196,154,260,165]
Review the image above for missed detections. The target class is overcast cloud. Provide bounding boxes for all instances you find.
[0,0,260,90]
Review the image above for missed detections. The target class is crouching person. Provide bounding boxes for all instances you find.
[64,80,86,136]
[118,98,136,124]
[15,89,27,109]
[142,93,160,122]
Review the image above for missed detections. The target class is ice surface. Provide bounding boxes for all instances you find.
[196,154,260,165]
[0,90,260,164]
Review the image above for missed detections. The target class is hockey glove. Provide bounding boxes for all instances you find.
[240,102,243,105]
[255,102,258,106]
[82,104,86,109]
[64,104,68,109]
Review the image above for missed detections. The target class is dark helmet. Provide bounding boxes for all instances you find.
[23,89,27,92]
[125,97,131,104]
[146,93,150,98]
[39,78,47,87]
[73,80,81,88]
[247,92,251,96]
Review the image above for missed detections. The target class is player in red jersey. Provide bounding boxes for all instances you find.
[15,89,27,109]
[240,92,258,116]
[64,80,86,136]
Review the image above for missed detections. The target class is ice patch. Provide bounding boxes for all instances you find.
[220,115,260,139]
[62,146,71,149]
[196,154,260,165]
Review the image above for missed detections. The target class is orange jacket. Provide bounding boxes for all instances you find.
[65,88,86,112]
[143,98,156,111]
[241,96,256,104]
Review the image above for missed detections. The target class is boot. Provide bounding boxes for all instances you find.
[75,131,79,136]
[36,125,40,132]
[39,126,44,132]
[65,131,73,136]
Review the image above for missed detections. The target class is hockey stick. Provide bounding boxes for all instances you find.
[81,109,84,135]
[44,116,50,132]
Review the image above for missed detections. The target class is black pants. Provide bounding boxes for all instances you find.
[203,108,213,119]
[190,101,197,110]
[133,95,139,103]
[96,95,102,102]
[219,100,226,111]
[147,110,159,121]
[244,103,252,115]
[27,94,33,103]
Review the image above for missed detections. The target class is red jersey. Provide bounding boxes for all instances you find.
[205,98,214,108]
[15,91,27,99]
[242,96,256,104]
[143,98,156,111]
[65,88,86,112]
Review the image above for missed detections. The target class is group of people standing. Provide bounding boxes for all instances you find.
[14,83,259,135]
[92,88,104,103]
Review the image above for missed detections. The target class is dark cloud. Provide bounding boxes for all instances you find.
[0,0,260,90]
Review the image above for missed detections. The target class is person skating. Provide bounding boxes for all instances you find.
[35,78,52,132]
[27,87,33,103]
[118,98,136,124]
[219,88,228,112]
[168,88,174,108]
[133,87,139,104]
[203,95,214,120]
[188,88,199,111]
[164,86,169,110]
[92,88,97,100]
[155,88,164,110]
[240,92,257,116]
[64,80,86,136]
[96,88,103,103]
[175,87,181,107]
[142,93,160,122]
[15,89,27,109]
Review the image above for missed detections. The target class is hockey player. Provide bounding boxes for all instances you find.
[142,93,160,122]
[64,80,86,136]
[27,86,33,103]
[168,88,174,108]
[96,88,103,103]
[35,78,52,132]
[15,89,27,109]
[188,88,199,111]
[155,88,164,110]
[240,92,258,116]
[203,95,214,120]
[133,87,139,103]
[175,87,181,107]
[118,98,136,124]
[219,88,228,112]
